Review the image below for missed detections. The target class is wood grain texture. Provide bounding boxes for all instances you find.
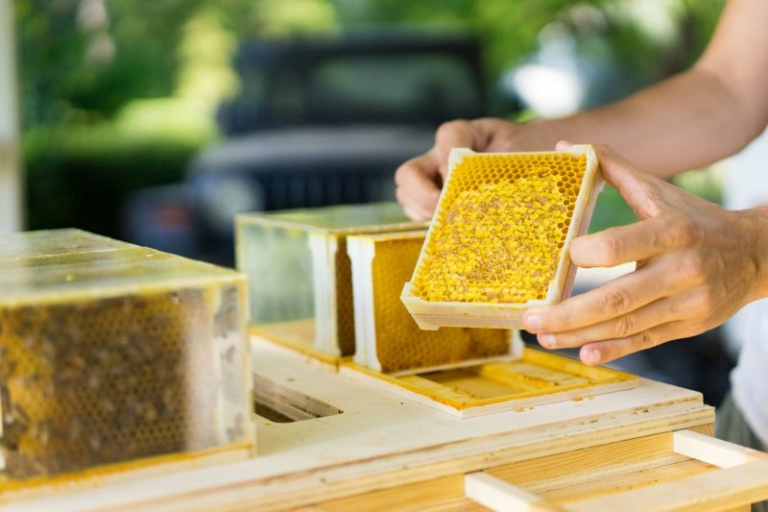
[0,339,715,511]
[341,347,638,418]
[461,428,768,512]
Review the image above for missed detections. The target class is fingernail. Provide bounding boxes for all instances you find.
[538,333,556,349]
[524,314,542,332]
[582,347,600,365]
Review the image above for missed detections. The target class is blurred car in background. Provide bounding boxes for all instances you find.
[126,31,508,265]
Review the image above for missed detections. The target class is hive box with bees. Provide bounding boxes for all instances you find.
[0,229,254,481]
[402,145,602,330]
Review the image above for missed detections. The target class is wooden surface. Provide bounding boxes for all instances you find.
[342,347,638,417]
[0,337,716,511]
[464,429,768,512]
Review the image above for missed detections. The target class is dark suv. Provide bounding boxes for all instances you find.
[184,31,498,263]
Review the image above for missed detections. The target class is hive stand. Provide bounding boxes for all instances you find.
[3,337,767,511]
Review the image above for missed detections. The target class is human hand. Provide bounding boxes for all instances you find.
[394,118,555,220]
[522,143,768,365]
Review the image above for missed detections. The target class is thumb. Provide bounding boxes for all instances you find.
[593,144,663,220]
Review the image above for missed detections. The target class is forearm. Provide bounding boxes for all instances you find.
[531,0,768,178]
[538,68,759,177]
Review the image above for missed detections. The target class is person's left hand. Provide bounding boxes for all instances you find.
[522,143,768,365]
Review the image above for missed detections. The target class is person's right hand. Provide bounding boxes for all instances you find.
[394,118,556,220]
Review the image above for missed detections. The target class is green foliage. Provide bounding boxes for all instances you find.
[16,0,210,126]
[16,0,726,238]
[24,99,215,236]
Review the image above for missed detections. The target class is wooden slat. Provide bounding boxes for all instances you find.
[673,429,768,468]
[566,460,768,512]
[0,341,714,511]
[301,475,487,512]
[545,459,715,506]
[464,472,559,512]
[487,431,675,486]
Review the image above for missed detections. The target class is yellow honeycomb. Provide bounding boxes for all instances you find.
[0,230,252,480]
[368,233,510,373]
[0,285,242,479]
[334,238,356,356]
[411,151,588,304]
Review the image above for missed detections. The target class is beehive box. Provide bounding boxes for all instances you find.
[402,145,602,330]
[347,230,518,374]
[0,229,254,480]
[236,203,426,358]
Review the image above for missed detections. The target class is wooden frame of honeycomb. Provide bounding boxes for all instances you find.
[347,230,522,374]
[402,145,602,330]
[0,229,254,480]
[236,203,427,359]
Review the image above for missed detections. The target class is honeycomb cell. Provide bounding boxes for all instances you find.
[411,151,590,304]
[350,232,511,373]
[0,230,253,480]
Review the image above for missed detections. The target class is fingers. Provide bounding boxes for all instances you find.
[522,260,684,334]
[591,144,666,220]
[534,291,699,349]
[569,216,671,268]
[395,152,442,220]
[578,321,695,365]
[394,119,486,219]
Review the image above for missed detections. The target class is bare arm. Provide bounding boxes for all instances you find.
[396,0,768,217]
[545,0,768,177]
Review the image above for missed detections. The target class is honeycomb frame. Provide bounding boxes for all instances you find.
[402,145,602,330]
[236,203,428,359]
[0,229,254,481]
[341,346,637,418]
[347,230,522,374]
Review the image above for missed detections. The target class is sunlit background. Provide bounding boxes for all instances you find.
[6,0,741,401]
[12,0,724,255]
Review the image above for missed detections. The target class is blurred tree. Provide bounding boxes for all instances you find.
[331,0,724,96]
[16,0,211,127]
[15,0,340,129]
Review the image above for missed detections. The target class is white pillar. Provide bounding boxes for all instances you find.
[0,0,23,233]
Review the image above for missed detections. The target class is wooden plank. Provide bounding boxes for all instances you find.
[543,459,715,506]
[464,472,559,512]
[673,429,768,468]
[470,430,768,511]
[565,460,768,512]
[340,347,638,418]
[0,339,713,511]
[300,475,482,512]
[487,431,677,486]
